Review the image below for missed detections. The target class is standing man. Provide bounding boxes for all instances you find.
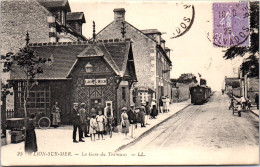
[159,97,163,113]
[71,103,81,143]
[127,105,137,138]
[78,103,86,142]
[145,102,150,125]
[85,106,90,138]
[165,96,170,112]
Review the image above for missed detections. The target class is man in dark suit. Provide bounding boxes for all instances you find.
[71,103,81,143]
[79,103,86,142]
[127,105,137,138]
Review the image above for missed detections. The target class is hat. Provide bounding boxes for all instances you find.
[73,103,78,106]
[80,103,85,107]
[122,107,127,111]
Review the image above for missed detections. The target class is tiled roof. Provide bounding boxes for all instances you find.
[10,39,133,80]
[67,12,86,23]
[141,29,162,35]
[37,0,70,10]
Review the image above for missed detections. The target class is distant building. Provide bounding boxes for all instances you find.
[96,8,172,106]
[224,77,241,97]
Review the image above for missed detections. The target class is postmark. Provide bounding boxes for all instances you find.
[170,3,195,39]
[213,2,250,47]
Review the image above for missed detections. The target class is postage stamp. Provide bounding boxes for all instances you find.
[213,2,250,47]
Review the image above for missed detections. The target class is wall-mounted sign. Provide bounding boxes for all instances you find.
[85,78,107,85]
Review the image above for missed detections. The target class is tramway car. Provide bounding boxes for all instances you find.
[190,85,211,104]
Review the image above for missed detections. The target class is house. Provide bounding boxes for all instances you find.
[224,77,241,97]
[10,39,137,125]
[96,8,172,107]
[1,0,87,55]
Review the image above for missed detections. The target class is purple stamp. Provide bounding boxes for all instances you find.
[213,2,250,47]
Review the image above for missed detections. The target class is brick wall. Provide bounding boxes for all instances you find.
[96,21,157,90]
[1,0,50,55]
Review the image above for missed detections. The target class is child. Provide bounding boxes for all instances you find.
[96,110,105,140]
[89,115,97,141]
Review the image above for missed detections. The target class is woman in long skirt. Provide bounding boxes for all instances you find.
[52,102,61,127]
[150,105,158,119]
[121,107,130,139]
[25,114,38,154]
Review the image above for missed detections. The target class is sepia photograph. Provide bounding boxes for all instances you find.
[1,0,259,165]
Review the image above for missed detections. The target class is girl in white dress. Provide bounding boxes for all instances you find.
[89,115,97,141]
[96,110,106,140]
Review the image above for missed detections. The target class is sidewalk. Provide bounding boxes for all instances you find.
[1,99,191,165]
[250,107,259,117]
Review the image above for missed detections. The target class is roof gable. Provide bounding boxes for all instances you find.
[37,0,71,12]
[95,21,157,43]
[67,12,86,23]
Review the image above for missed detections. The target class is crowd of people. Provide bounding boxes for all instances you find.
[71,102,115,142]
[24,96,173,153]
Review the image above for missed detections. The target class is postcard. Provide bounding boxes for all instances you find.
[1,0,259,165]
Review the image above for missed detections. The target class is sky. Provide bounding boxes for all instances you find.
[69,0,244,91]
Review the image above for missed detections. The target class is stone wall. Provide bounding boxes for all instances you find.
[96,21,157,90]
[1,0,50,55]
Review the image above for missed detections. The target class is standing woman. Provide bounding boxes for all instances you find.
[121,107,130,139]
[162,97,167,113]
[150,104,158,119]
[89,115,97,142]
[52,101,61,127]
[25,114,38,154]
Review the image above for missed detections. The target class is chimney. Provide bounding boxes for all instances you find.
[165,48,171,59]
[161,39,165,50]
[47,16,57,42]
[113,8,126,22]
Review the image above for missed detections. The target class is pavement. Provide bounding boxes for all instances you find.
[118,92,259,165]
[1,99,191,166]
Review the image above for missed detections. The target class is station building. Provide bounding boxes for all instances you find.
[10,39,137,125]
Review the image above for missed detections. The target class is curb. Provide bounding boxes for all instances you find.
[249,110,259,117]
[115,103,191,152]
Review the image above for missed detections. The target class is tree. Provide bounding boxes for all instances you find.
[223,1,259,60]
[174,73,198,84]
[1,44,51,122]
